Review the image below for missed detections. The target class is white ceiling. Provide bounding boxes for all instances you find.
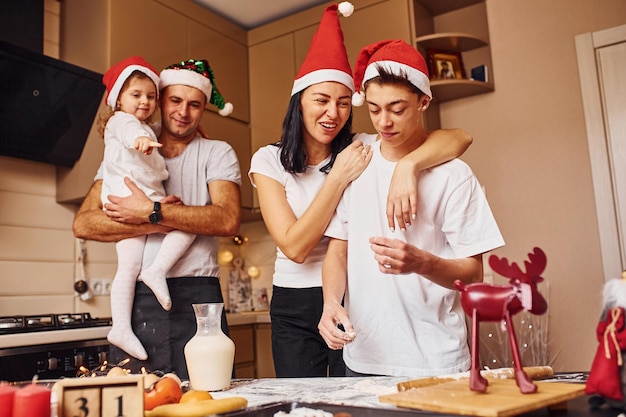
[192,0,329,29]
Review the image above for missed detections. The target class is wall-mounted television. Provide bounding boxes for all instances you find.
[0,40,105,167]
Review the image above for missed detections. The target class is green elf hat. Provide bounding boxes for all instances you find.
[159,58,233,116]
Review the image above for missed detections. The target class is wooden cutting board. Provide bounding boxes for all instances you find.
[379,368,585,417]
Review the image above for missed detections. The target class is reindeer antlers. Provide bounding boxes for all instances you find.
[489,247,547,282]
[525,247,547,278]
[489,255,522,279]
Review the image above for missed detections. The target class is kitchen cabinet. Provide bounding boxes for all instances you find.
[230,324,256,378]
[255,323,276,378]
[56,0,249,204]
[411,0,494,129]
[228,316,275,378]
[247,33,295,210]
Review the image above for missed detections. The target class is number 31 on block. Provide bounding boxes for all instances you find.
[53,375,144,417]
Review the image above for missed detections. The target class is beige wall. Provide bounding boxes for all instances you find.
[440,0,626,371]
[1,0,625,373]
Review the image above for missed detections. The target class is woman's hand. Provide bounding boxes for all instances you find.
[329,140,372,184]
[386,128,473,231]
[386,157,417,231]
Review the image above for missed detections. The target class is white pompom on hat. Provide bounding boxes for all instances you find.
[351,39,432,106]
[159,59,233,116]
[291,2,355,96]
[603,272,626,310]
[103,56,160,110]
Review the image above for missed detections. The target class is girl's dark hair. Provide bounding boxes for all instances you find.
[278,91,354,174]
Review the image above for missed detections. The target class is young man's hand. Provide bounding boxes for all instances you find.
[318,304,356,350]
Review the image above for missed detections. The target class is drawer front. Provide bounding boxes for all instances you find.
[230,324,255,364]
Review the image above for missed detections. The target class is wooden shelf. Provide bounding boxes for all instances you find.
[411,0,492,110]
[430,78,494,102]
[417,32,487,53]
[415,0,484,16]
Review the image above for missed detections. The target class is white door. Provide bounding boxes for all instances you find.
[576,24,626,277]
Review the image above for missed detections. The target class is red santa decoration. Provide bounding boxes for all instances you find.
[586,271,626,408]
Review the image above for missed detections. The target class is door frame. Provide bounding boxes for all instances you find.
[575,24,626,278]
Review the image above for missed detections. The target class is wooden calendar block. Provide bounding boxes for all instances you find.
[59,386,101,417]
[53,375,144,417]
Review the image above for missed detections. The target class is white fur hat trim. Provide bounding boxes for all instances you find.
[291,69,355,96]
[159,68,213,101]
[107,64,160,109]
[362,60,432,99]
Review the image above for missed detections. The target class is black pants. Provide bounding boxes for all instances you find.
[109,277,228,379]
[270,286,345,377]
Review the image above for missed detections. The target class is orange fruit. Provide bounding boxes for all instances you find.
[179,389,213,403]
[144,375,183,411]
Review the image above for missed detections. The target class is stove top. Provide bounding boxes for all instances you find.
[0,313,112,335]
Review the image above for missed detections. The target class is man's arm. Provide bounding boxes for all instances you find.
[387,128,473,230]
[159,179,240,236]
[73,178,241,241]
[73,180,158,242]
[368,236,484,289]
[318,238,355,350]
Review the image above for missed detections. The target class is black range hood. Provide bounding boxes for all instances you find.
[0,40,105,168]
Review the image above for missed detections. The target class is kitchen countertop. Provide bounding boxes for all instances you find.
[209,375,611,416]
[0,327,111,349]
[0,312,267,348]
[226,311,271,326]
[211,376,404,409]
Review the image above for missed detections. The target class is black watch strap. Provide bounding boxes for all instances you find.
[149,201,162,224]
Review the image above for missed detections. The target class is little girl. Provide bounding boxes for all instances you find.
[99,56,196,360]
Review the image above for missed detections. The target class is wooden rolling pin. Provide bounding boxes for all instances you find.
[397,366,554,392]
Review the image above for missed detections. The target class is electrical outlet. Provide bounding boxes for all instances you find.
[89,278,113,296]
[89,278,102,295]
[101,278,112,295]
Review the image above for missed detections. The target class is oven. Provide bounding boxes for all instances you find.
[0,313,112,382]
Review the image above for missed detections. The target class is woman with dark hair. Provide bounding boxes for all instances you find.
[249,2,472,378]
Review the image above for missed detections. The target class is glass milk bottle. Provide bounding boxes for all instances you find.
[184,303,235,391]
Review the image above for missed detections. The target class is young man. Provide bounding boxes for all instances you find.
[318,40,505,377]
[73,59,241,378]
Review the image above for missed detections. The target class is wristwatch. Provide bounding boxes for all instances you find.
[149,201,162,224]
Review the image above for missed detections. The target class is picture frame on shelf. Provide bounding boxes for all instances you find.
[426,49,465,80]
[470,64,489,82]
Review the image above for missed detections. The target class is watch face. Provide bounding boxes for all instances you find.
[149,211,163,224]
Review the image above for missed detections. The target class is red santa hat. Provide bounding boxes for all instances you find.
[160,59,233,116]
[103,56,160,109]
[291,2,355,96]
[351,39,432,106]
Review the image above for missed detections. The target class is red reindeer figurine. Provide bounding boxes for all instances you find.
[454,247,548,394]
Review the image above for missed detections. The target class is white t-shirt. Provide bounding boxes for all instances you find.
[249,144,331,288]
[325,137,505,377]
[248,135,378,288]
[101,112,168,204]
